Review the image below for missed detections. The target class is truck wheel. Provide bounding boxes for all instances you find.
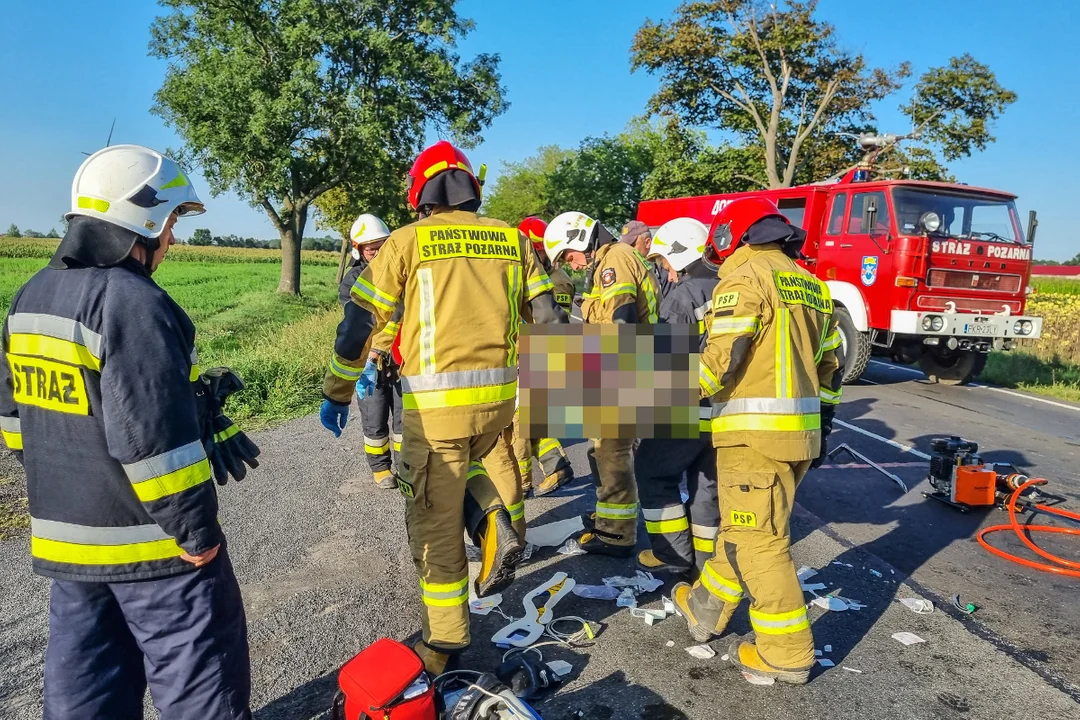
[834,306,871,384]
[918,349,983,385]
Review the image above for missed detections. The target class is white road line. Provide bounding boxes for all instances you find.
[867,358,1080,414]
[833,419,931,459]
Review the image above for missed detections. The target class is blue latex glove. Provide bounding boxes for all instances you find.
[356,360,379,400]
[320,399,349,437]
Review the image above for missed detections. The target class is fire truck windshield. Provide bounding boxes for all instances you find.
[892,187,1023,244]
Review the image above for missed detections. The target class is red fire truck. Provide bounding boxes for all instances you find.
[637,169,1042,385]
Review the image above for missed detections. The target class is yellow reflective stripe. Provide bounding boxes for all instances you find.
[382,321,402,337]
[819,386,842,405]
[130,458,211,502]
[403,380,517,410]
[365,443,391,455]
[77,196,111,213]
[700,365,721,395]
[213,424,240,443]
[189,363,201,382]
[420,576,469,606]
[467,461,488,479]
[702,564,743,603]
[821,331,842,352]
[644,281,658,324]
[393,440,402,452]
[710,317,761,336]
[32,536,185,565]
[526,273,554,300]
[596,501,638,519]
[697,319,705,335]
[599,282,638,303]
[693,536,716,553]
[7,333,101,372]
[507,265,522,367]
[645,517,690,534]
[711,413,820,433]
[775,308,792,399]
[329,354,363,381]
[507,501,525,522]
[352,277,397,312]
[2,428,23,450]
[582,289,600,300]
[749,606,811,635]
[418,268,437,375]
[535,438,561,456]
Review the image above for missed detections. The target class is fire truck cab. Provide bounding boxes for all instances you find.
[637,171,1041,385]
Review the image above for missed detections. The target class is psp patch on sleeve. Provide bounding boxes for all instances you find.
[601,268,617,288]
[714,291,740,309]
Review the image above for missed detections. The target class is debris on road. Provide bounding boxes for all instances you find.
[686,644,716,660]
[616,588,637,608]
[526,516,585,547]
[629,606,669,625]
[547,660,573,678]
[666,641,676,648]
[953,594,978,614]
[818,658,835,668]
[557,538,586,556]
[572,584,622,601]
[742,673,776,686]
[603,571,664,594]
[892,632,926,646]
[811,595,850,612]
[869,569,883,578]
[469,594,503,616]
[824,644,833,653]
[843,667,863,674]
[899,597,934,614]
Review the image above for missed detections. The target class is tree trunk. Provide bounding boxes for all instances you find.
[277,227,301,296]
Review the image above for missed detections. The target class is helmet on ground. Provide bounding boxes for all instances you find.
[406,140,480,211]
[349,213,391,259]
[66,144,205,238]
[649,217,707,273]
[518,216,548,253]
[707,197,792,262]
[542,211,597,266]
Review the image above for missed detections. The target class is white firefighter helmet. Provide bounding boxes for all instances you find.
[542,211,597,266]
[66,145,205,238]
[349,213,391,260]
[649,217,708,273]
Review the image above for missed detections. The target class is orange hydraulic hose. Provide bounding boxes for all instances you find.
[977,478,1080,579]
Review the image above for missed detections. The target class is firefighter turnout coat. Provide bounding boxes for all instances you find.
[699,243,843,460]
[0,259,222,582]
[549,266,575,315]
[323,209,556,440]
[581,242,659,324]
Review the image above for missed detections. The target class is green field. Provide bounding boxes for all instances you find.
[1,238,344,429]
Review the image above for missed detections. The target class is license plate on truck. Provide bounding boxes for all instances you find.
[964,323,995,335]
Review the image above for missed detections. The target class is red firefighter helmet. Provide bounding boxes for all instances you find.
[707,196,791,262]
[518,216,548,253]
[406,140,480,210]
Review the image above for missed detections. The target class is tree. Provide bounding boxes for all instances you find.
[190,228,212,246]
[6,224,21,238]
[47,228,59,238]
[547,134,654,227]
[480,146,574,224]
[150,0,508,295]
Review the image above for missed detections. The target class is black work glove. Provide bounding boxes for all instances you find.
[207,412,261,484]
[376,356,400,390]
[195,366,261,485]
[811,404,836,469]
[811,433,828,469]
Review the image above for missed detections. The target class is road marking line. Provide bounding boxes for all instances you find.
[833,419,931,459]
[818,462,925,469]
[868,359,1080,414]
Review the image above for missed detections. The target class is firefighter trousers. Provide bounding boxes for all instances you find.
[531,437,572,484]
[685,446,815,671]
[636,435,719,569]
[358,381,403,477]
[43,545,251,720]
[587,437,638,545]
[399,426,506,652]
[472,422,526,540]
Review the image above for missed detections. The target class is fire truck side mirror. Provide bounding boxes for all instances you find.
[862,196,878,234]
[1027,210,1038,247]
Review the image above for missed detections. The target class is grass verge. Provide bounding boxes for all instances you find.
[981,352,1080,404]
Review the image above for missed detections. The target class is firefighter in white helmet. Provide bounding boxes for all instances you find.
[334,213,405,489]
[544,211,659,557]
[637,217,721,576]
[0,145,255,717]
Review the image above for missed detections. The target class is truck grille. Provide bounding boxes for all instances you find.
[916,296,1022,314]
[927,269,1021,293]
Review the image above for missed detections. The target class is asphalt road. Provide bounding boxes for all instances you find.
[2,365,1080,719]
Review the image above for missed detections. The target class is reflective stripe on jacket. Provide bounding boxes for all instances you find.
[582,243,659,324]
[0,259,222,582]
[699,244,843,461]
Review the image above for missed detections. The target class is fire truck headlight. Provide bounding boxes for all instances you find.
[1013,320,1033,336]
[919,212,942,234]
[923,315,944,332]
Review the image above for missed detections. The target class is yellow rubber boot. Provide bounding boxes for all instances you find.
[372,469,398,490]
[474,508,524,598]
[727,639,811,686]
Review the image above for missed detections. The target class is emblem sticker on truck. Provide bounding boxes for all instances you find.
[861,256,878,286]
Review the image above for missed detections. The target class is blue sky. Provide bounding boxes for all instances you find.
[2,0,1076,258]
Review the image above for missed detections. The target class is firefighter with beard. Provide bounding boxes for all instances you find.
[335,213,405,490]
[635,217,721,577]
[0,145,257,719]
[320,140,568,673]
[543,211,659,557]
[672,197,844,686]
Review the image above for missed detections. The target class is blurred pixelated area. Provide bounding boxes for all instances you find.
[519,324,699,439]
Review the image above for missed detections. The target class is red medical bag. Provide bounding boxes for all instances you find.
[332,638,436,720]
